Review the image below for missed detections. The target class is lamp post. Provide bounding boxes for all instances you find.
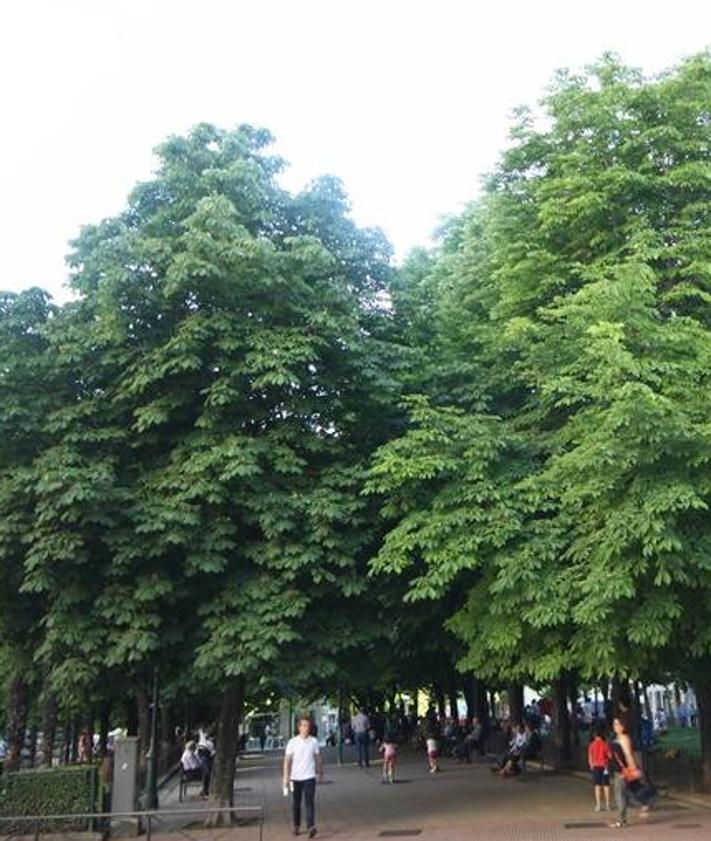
[143,668,159,810]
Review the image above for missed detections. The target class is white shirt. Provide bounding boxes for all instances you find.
[286,735,320,781]
[426,738,438,753]
[181,748,201,771]
[511,731,529,751]
[198,730,215,755]
[351,712,370,734]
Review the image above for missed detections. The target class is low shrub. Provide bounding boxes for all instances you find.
[0,765,99,833]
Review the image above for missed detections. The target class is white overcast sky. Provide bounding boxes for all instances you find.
[1,0,710,302]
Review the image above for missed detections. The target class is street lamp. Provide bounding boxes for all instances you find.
[143,669,159,810]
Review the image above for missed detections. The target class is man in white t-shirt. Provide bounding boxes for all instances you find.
[283,716,323,837]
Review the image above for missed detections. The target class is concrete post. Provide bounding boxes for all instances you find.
[111,736,140,836]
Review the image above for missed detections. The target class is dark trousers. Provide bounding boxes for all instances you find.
[292,778,316,830]
[200,756,212,795]
[355,732,370,767]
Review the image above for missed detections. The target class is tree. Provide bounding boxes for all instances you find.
[370,52,711,783]
[58,124,397,815]
[0,289,60,769]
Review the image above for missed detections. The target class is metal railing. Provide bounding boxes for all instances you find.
[0,806,263,841]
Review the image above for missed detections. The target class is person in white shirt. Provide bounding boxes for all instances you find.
[181,740,210,797]
[196,728,215,797]
[492,723,530,777]
[197,728,216,762]
[181,741,202,771]
[351,709,371,768]
[283,716,323,837]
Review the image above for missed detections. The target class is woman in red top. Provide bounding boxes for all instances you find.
[588,721,612,812]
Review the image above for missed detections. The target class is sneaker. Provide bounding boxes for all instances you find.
[594,805,601,812]
[308,829,318,838]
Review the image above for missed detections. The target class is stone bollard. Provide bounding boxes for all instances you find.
[111,737,140,836]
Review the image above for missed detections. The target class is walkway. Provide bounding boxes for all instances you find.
[159,748,711,841]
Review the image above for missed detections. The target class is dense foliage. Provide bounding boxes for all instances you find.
[369,51,711,781]
[3,50,711,801]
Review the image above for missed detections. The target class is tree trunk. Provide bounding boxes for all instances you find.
[489,689,497,719]
[126,696,138,736]
[553,676,572,766]
[601,679,612,727]
[70,714,80,763]
[433,683,446,719]
[5,676,29,772]
[42,692,58,767]
[99,705,111,758]
[462,675,475,720]
[161,702,173,748]
[207,676,246,824]
[473,679,491,748]
[612,675,632,720]
[447,673,459,720]
[507,682,524,724]
[62,718,71,764]
[568,676,580,751]
[695,679,711,792]
[28,724,38,767]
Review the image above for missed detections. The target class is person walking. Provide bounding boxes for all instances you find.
[351,708,371,768]
[610,716,655,829]
[284,716,323,837]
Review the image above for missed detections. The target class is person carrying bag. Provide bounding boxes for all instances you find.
[610,716,656,828]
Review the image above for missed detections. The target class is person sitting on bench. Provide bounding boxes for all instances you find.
[492,723,530,777]
[181,740,209,798]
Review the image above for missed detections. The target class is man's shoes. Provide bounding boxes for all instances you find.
[308,828,318,838]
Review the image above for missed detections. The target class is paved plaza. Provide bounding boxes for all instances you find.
[159,748,711,841]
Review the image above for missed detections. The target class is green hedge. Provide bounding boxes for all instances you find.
[0,765,99,832]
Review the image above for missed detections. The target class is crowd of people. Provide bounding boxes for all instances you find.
[174,700,659,833]
[320,704,657,831]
